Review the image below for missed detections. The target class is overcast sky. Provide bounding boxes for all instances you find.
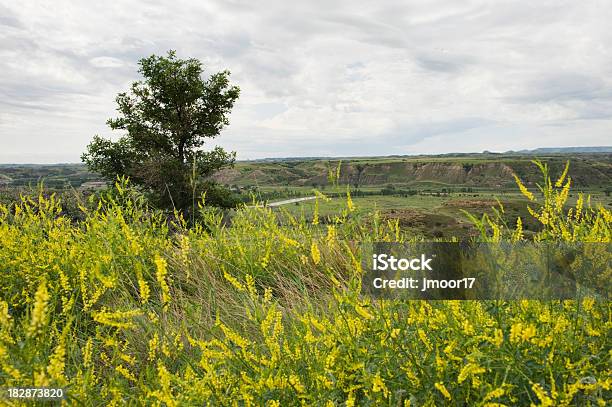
[1,1,611,163]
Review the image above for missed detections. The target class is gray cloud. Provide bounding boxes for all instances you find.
[514,73,611,103]
[0,0,611,163]
[0,4,22,28]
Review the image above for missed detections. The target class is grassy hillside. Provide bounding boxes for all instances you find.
[214,153,612,190]
[2,153,609,191]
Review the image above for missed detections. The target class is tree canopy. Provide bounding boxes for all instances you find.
[82,51,240,211]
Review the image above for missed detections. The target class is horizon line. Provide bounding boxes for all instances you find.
[1,145,612,166]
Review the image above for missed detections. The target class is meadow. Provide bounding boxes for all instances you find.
[0,161,610,405]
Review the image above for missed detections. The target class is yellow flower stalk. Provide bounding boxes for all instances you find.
[0,301,14,344]
[354,304,373,320]
[135,262,150,304]
[219,323,250,349]
[458,363,486,384]
[492,328,504,348]
[510,322,536,344]
[47,334,67,383]
[483,387,505,402]
[512,217,523,242]
[346,186,355,213]
[345,391,356,407]
[115,364,136,382]
[310,316,325,332]
[288,374,305,394]
[582,297,595,312]
[224,270,245,292]
[154,254,171,308]
[34,369,50,387]
[92,308,143,329]
[418,329,432,351]
[372,374,389,397]
[555,161,570,188]
[157,361,172,392]
[83,338,93,367]
[245,274,257,298]
[28,279,50,338]
[263,287,273,303]
[148,333,159,361]
[513,174,534,201]
[326,225,336,246]
[531,383,554,406]
[119,353,136,365]
[310,242,321,265]
[435,382,452,400]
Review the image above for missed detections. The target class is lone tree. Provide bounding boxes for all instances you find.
[82,51,240,211]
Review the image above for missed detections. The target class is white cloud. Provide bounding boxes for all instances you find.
[0,0,610,163]
[89,56,125,68]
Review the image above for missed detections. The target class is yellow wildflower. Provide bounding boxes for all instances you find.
[83,338,93,367]
[116,364,136,382]
[355,304,373,320]
[154,254,171,309]
[483,387,505,402]
[92,308,143,329]
[224,270,245,292]
[510,322,536,344]
[245,274,257,298]
[512,217,523,242]
[531,383,554,406]
[346,391,355,407]
[28,279,50,337]
[47,334,66,382]
[311,242,321,265]
[435,382,451,400]
[555,161,570,187]
[289,374,305,394]
[417,329,432,351]
[135,263,150,304]
[372,373,389,397]
[514,175,534,201]
[148,333,159,361]
[346,187,355,212]
[458,363,486,384]
[582,297,595,312]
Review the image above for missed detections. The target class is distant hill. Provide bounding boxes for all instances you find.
[215,153,612,189]
[505,146,612,154]
[1,150,611,190]
[240,147,612,163]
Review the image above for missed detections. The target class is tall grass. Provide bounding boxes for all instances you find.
[0,162,609,405]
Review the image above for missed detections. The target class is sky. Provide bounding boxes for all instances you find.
[1,0,611,163]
